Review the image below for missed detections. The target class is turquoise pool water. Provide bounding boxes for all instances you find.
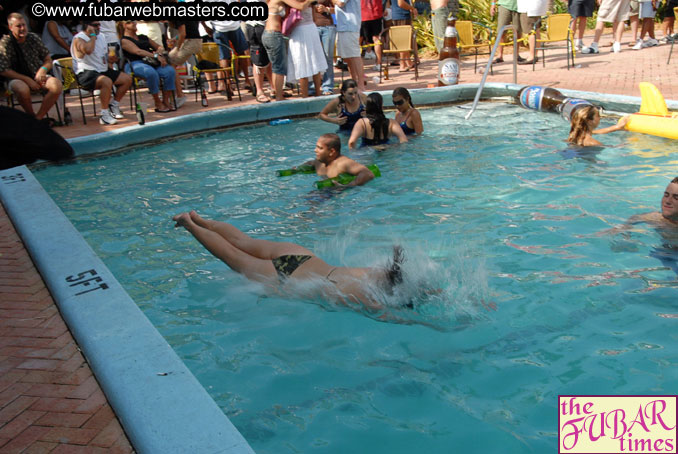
[35,103,678,453]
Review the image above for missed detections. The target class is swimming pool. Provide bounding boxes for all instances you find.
[34,101,678,453]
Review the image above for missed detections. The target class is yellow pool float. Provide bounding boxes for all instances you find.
[625,82,678,140]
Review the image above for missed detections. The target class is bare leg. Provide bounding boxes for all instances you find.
[299,78,310,98]
[188,211,314,259]
[173,213,277,281]
[35,77,62,120]
[272,73,285,101]
[312,72,322,96]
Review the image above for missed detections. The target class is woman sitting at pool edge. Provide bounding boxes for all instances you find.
[567,105,629,147]
[348,93,407,148]
[392,87,423,135]
[318,79,367,133]
[173,211,405,311]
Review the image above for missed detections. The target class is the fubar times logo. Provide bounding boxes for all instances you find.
[559,396,677,453]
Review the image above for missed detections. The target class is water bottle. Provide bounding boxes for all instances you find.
[277,164,315,177]
[315,164,381,189]
[63,109,72,126]
[201,89,208,107]
[136,103,145,125]
[270,118,292,126]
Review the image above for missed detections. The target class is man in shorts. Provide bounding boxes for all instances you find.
[360,0,384,71]
[490,0,524,63]
[431,0,459,53]
[582,0,632,54]
[632,0,659,48]
[71,20,132,125]
[333,0,366,91]
[569,0,595,51]
[0,13,63,122]
[243,6,273,103]
[206,18,251,97]
[517,0,548,64]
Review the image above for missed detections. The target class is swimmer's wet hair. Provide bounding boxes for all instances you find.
[567,105,599,146]
[319,133,341,155]
[392,87,414,108]
[386,245,404,287]
[672,177,678,184]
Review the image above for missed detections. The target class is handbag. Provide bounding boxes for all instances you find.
[142,56,161,68]
[282,8,303,37]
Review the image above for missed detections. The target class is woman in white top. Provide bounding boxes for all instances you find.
[286,5,328,97]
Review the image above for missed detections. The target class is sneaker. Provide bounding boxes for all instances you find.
[109,100,124,119]
[612,41,621,53]
[99,109,117,125]
[632,39,643,50]
[575,39,583,51]
[581,43,599,54]
[373,64,381,71]
[174,96,187,109]
[643,37,659,47]
[364,50,376,60]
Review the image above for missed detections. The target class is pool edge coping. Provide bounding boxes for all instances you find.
[4,82,677,453]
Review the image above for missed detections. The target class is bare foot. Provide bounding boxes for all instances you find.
[172,212,192,228]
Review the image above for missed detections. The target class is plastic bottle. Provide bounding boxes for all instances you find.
[315,164,381,189]
[276,164,316,177]
[438,15,460,86]
[136,103,145,125]
[270,119,292,125]
[516,86,567,112]
[201,89,208,107]
[558,98,594,122]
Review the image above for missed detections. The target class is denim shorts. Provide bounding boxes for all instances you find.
[214,29,249,60]
[262,30,286,75]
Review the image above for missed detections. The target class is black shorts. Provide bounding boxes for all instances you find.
[661,0,678,19]
[568,0,595,17]
[360,18,384,43]
[244,23,270,68]
[76,69,121,91]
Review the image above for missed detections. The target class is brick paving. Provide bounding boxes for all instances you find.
[0,204,134,454]
[1,29,676,453]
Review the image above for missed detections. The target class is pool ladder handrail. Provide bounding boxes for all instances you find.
[465,25,518,120]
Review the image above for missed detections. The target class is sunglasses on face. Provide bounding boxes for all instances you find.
[393,99,405,106]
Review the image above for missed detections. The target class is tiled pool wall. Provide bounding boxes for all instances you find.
[2,83,676,454]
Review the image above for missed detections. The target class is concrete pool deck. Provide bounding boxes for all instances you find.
[1,32,677,453]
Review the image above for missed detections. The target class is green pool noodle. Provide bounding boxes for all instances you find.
[315,164,381,189]
[276,164,316,177]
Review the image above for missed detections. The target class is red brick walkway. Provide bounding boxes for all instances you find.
[0,203,133,454]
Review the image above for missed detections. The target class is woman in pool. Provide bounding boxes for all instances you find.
[348,93,408,148]
[392,87,423,135]
[567,105,629,146]
[173,211,404,310]
[318,79,368,132]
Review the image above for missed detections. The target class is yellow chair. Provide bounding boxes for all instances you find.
[457,20,494,73]
[54,57,97,124]
[379,25,419,83]
[667,6,677,64]
[193,42,239,103]
[532,13,575,70]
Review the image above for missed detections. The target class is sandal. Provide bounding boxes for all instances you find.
[493,57,504,64]
[256,93,271,103]
[154,107,172,113]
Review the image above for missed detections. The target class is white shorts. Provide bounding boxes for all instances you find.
[597,0,631,22]
[638,1,655,18]
[337,31,361,58]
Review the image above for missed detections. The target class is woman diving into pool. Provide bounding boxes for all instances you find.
[173,211,405,311]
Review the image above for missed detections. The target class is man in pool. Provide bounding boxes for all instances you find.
[601,177,678,272]
[301,133,375,187]
[172,211,404,311]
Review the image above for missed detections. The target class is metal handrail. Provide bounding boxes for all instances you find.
[465,24,518,120]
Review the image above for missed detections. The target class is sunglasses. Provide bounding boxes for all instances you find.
[392,99,405,106]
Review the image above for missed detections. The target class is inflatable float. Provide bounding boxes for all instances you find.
[626,82,678,140]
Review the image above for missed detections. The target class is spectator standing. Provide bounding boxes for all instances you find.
[360,0,384,71]
[333,0,367,90]
[633,0,659,48]
[628,1,640,46]
[205,6,251,98]
[490,0,524,63]
[582,0,632,54]
[286,4,327,97]
[661,0,678,41]
[569,0,595,51]
[390,0,417,71]
[167,20,202,108]
[0,13,63,122]
[71,20,131,124]
[517,0,547,64]
[431,0,459,53]
[313,0,337,95]
[244,0,274,102]
[41,20,73,60]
